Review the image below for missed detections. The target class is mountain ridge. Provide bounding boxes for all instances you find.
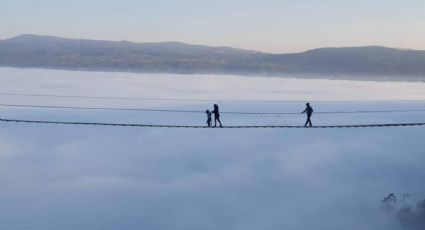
[1,34,425,80]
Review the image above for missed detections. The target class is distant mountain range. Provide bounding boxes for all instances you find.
[1,34,425,81]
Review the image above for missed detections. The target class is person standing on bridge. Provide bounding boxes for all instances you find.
[301,103,313,127]
[212,104,223,127]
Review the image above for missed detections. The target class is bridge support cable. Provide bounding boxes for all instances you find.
[1,118,424,129]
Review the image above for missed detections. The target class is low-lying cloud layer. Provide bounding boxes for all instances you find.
[0,68,424,230]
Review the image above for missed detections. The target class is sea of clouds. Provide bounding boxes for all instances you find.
[0,67,424,230]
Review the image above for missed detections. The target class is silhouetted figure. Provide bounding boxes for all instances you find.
[301,103,313,127]
[212,104,223,127]
[206,110,212,127]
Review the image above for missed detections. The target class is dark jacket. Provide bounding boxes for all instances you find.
[213,105,220,116]
[302,105,313,116]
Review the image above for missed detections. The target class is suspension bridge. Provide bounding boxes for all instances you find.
[1,92,425,129]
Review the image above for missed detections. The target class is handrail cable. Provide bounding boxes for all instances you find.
[1,103,425,115]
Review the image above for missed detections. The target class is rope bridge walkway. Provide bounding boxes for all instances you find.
[1,118,424,129]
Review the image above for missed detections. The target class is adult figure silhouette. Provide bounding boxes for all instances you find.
[212,104,223,127]
[301,103,313,127]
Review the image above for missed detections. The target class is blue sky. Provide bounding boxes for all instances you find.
[2,0,425,52]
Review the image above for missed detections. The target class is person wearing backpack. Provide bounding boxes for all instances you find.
[301,103,313,127]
